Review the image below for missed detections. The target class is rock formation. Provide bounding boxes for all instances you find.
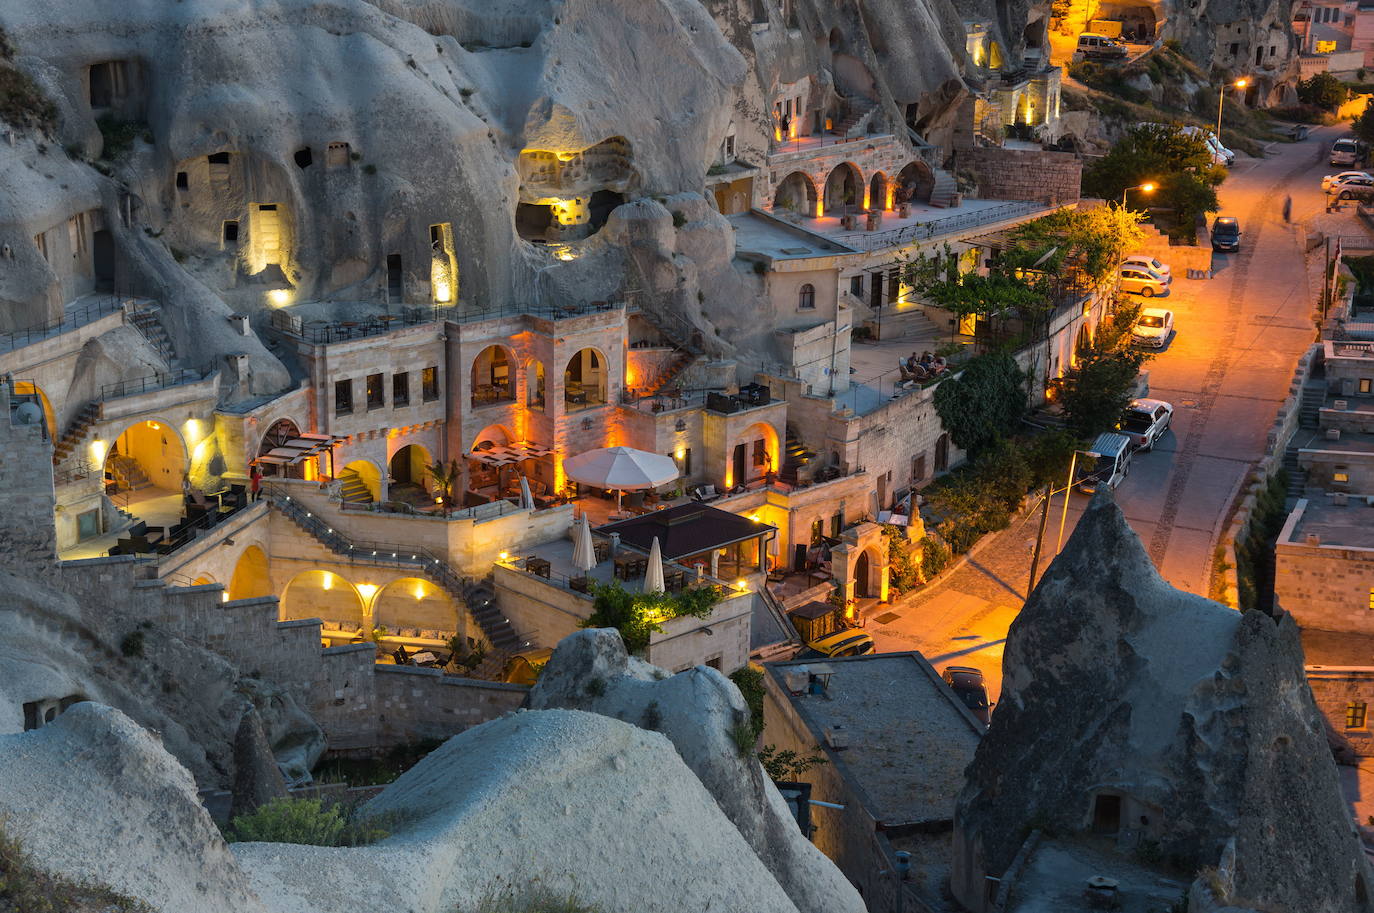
[230,706,290,822]
[951,493,1371,913]
[528,628,867,913]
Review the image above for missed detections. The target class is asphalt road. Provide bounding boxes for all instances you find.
[869,127,1344,704]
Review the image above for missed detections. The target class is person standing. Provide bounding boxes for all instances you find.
[249,464,263,502]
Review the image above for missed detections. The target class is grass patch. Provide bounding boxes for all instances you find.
[0,821,151,913]
[223,797,408,847]
[312,737,442,787]
[728,666,765,742]
[0,64,57,133]
[472,887,601,913]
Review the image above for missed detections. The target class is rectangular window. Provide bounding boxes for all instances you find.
[207,152,231,165]
[422,366,439,402]
[912,454,927,485]
[810,518,824,545]
[176,171,188,190]
[1349,701,1368,728]
[392,372,410,407]
[849,275,864,297]
[1335,472,1350,483]
[334,379,353,415]
[753,438,768,466]
[223,220,239,243]
[366,373,384,410]
[830,510,843,538]
[1360,378,1372,394]
[1228,42,1239,55]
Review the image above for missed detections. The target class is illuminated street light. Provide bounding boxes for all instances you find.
[1217,77,1249,140]
[1120,182,1155,209]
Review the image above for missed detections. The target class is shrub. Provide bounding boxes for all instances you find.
[120,630,145,657]
[919,536,952,579]
[1055,347,1146,439]
[363,163,377,175]
[728,719,756,756]
[96,114,152,160]
[0,64,58,133]
[728,666,765,742]
[584,677,606,698]
[883,525,921,594]
[757,744,828,781]
[1297,72,1348,112]
[671,211,687,228]
[225,797,403,847]
[580,580,722,654]
[1268,103,1325,124]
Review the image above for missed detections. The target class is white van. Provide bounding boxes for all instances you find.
[1331,138,1365,167]
[1076,33,1128,59]
[1076,433,1133,493]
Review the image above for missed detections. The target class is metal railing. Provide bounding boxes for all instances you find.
[53,459,95,486]
[833,200,1051,252]
[767,129,893,158]
[270,305,453,344]
[98,369,203,401]
[0,296,124,355]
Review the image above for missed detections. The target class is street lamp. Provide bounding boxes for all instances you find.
[1216,77,1249,139]
[1120,182,1155,208]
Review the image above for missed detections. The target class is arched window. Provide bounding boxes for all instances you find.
[798,283,815,309]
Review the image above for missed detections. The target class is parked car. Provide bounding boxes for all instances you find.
[1076,33,1128,59]
[942,666,992,725]
[1119,398,1174,451]
[1121,254,1171,281]
[1331,137,1366,167]
[1178,125,1234,166]
[797,627,876,659]
[1076,432,1133,493]
[1131,307,1174,347]
[1322,170,1373,192]
[1119,265,1170,297]
[1331,174,1374,201]
[1211,216,1241,252]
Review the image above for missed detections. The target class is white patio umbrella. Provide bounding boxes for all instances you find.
[643,536,666,594]
[572,514,597,572]
[561,446,679,510]
[519,476,535,511]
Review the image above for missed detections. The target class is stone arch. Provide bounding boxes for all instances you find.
[191,573,216,586]
[897,161,935,205]
[773,171,819,218]
[258,417,303,479]
[389,443,431,490]
[227,544,272,601]
[823,162,863,216]
[105,418,188,493]
[10,381,56,439]
[342,458,382,502]
[563,346,608,411]
[373,576,464,639]
[471,344,516,406]
[868,171,890,211]
[281,569,366,626]
[854,547,876,598]
[469,423,513,452]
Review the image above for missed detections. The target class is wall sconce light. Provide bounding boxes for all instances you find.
[675,418,687,432]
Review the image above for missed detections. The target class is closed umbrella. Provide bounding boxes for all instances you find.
[562,446,679,510]
[519,476,535,511]
[572,514,596,572]
[643,536,666,594]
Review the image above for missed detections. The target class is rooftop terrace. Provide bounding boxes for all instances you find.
[1282,495,1374,550]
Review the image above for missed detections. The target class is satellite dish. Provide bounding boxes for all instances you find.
[13,401,43,426]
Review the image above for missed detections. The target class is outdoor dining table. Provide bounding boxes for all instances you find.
[614,554,647,580]
[525,556,552,579]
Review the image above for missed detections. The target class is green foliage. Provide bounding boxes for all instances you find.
[225,797,401,847]
[932,352,1026,456]
[728,666,766,742]
[1083,124,1224,238]
[473,886,601,913]
[1022,428,1081,490]
[96,114,152,160]
[1068,60,1149,104]
[757,744,829,781]
[671,210,687,228]
[882,525,921,594]
[363,163,377,175]
[1297,72,1348,112]
[120,630,145,657]
[427,459,461,506]
[1055,347,1146,439]
[1355,101,1374,147]
[0,63,57,133]
[1268,103,1326,125]
[922,436,1048,554]
[0,822,151,913]
[729,719,757,756]
[580,580,723,654]
[1007,206,1147,287]
[919,536,952,579]
[584,677,606,697]
[1233,470,1289,611]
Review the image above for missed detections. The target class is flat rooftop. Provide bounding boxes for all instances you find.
[1285,496,1374,550]
[767,652,981,825]
[728,211,857,261]
[1007,837,1187,913]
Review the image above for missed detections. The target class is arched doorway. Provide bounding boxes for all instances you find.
[471,345,515,406]
[731,421,780,488]
[773,172,819,218]
[934,433,950,473]
[341,459,381,503]
[897,161,935,205]
[855,549,872,598]
[258,418,303,479]
[824,163,862,216]
[281,569,366,627]
[868,172,889,211]
[373,577,463,640]
[563,348,607,410]
[227,545,272,601]
[106,419,187,494]
[389,443,431,494]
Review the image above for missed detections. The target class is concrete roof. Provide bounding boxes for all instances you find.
[1007,837,1187,913]
[766,651,982,826]
[728,211,857,261]
[1284,496,1374,550]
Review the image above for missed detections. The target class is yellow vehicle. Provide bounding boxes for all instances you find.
[501,647,554,685]
[789,600,876,658]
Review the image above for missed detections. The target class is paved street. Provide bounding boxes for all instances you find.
[870,128,1350,702]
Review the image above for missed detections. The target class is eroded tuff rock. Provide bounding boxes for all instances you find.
[952,493,1370,913]
[527,628,866,913]
[230,707,290,822]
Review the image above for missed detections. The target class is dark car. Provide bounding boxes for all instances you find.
[942,665,992,725]
[1211,216,1241,253]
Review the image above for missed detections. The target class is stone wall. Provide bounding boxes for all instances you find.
[0,386,57,571]
[1274,511,1374,633]
[955,147,1081,206]
[1306,665,1374,758]
[373,666,526,746]
[1299,446,1374,491]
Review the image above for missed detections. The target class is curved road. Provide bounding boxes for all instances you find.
[869,127,1342,700]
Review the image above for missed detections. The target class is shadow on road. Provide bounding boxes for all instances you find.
[927,638,1008,665]
[965,557,1028,601]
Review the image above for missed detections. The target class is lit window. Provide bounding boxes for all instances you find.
[422,366,439,402]
[1360,378,1372,394]
[366,373,384,410]
[1348,701,1368,728]
[1335,472,1350,483]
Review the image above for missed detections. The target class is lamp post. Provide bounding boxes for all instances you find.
[1120,182,1155,209]
[1216,77,1249,139]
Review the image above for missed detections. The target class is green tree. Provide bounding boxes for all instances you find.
[932,351,1027,456]
[1055,347,1146,438]
[1083,124,1224,235]
[1355,100,1374,147]
[757,744,829,781]
[1297,72,1349,111]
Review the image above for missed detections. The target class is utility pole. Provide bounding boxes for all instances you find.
[1055,452,1079,555]
[1027,483,1052,596]
[1324,236,1332,322]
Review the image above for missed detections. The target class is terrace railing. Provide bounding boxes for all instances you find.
[835,200,1051,252]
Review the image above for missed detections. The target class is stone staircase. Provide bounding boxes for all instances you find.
[339,468,374,505]
[128,303,178,367]
[51,401,101,467]
[1283,369,1327,507]
[642,350,697,396]
[267,488,522,674]
[107,454,151,492]
[930,169,960,208]
[780,426,814,486]
[837,97,878,138]
[874,307,942,344]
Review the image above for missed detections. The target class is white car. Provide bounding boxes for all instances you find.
[1119,265,1170,297]
[1323,170,1372,192]
[1331,174,1374,202]
[1121,254,1171,281]
[1132,307,1174,348]
[1119,398,1174,451]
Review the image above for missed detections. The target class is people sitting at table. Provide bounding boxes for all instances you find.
[905,352,920,373]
